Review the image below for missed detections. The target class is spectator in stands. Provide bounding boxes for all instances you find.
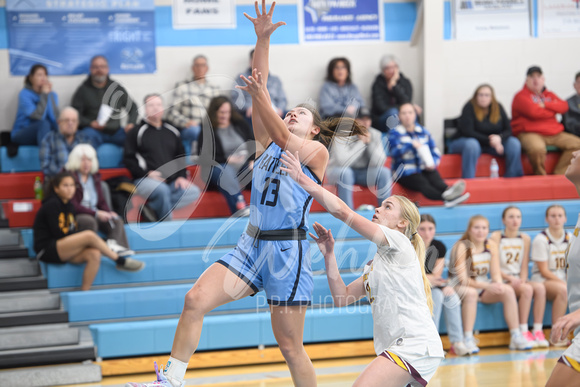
[449,215,533,353]
[490,206,549,348]
[40,107,89,179]
[198,96,253,215]
[450,84,523,179]
[233,49,287,121]
[512,66,580,175]
[371,55,421,133]
[65,143,133,256]
[124,93,200,221]
[388,103,470,207]
[326,107,391,210]
[12,64,59,146]
[564,72,580,137]
[418,214,470,356]
[33,171,144,290]
[530,204,570,346]
[167,55,221,155]
[318,57,366,119]
[72,55,138,149]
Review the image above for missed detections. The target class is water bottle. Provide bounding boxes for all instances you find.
[33,176,43,200]
[490,158,499,179]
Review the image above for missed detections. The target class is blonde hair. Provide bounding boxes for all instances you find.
[65,144,99,174]
[546,204,566,218]
[392,195,433,314]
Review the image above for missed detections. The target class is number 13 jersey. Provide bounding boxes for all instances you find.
[250,142,321,231]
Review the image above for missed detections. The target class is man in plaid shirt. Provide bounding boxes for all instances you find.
[167,55,221,155]
[40,107,89,179]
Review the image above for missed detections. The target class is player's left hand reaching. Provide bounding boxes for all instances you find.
[309,222,335,258]
[237,68,264,97]
[243,0,286,40]
[280,151,305,183]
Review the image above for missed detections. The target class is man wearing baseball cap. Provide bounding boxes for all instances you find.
[511,66,580,175]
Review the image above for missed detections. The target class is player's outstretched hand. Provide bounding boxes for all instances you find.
[236,68,264,96]
[243,0,286,40]
[551,309,580,344]
[280,151,305,183]
[309,222,335,257]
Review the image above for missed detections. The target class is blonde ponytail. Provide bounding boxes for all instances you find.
[411,232,433,314]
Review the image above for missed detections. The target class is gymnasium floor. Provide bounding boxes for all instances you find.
[68,347,563,387]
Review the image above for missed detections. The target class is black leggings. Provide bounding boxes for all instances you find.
[397,170,448,201]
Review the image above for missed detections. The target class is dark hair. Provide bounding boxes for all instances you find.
[44,171,75,202]
[326,57,351,84]
[294,103,366,149]
[90,55,108,67]
[502,206,521,219]
[576,72,580,82]
[546,204,566,218]
[420,214,436,226]
[249,49,255,60]
[25,64,48,87]
[143,93,163,104]
[207,96,244,130]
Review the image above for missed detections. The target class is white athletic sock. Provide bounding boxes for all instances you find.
[520,324,529,333]
[510,328,520,337]
[464,331,473,340]
[533,323,543,333]
[164,357,188,384]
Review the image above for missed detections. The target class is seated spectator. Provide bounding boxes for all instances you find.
[124,93,200,221]
[326,107,391,209]
[449,215,533,352]
[65,144,133,256]
[530,204,570,346]
[233,49,287,122]
[12,64,59,145]
[450,84,523,179]
[512,66,580,175]
[33,172,144,291]
[388,103,469,207]
[167,55,221,155]
[490,206,549,348]
[564,71,580,136]
[319,57,365,119]
[198,96,253,215]
[40,107,89,179]
[371,55,421,132]
[72,55,138,149]
[418,214,470,356]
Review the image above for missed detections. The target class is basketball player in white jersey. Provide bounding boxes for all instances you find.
[490,206,548,347]
[547,150,580,386]
[280,150,443,386]
[449,215,532,352]
[531,204,571,346]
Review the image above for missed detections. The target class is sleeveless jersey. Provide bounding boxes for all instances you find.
[470,241,492,283]
[566,215,580,337]
[531,229,570,281]
[499,235,525,276]
[250,142,320,231]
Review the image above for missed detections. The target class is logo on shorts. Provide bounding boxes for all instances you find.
[281,247,291,252]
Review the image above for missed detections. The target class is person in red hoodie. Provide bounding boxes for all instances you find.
[511,66,580,175]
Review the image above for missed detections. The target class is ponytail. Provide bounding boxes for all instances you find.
[411,232,433,314]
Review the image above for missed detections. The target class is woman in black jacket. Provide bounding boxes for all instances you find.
[198,96,254,215]
[449,84,523,178]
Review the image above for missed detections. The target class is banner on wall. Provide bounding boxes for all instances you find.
[298,0,382,43]
[6,0,156,76]
[172,0,236,29]
[538,0,580,37]
[453,0,531,40]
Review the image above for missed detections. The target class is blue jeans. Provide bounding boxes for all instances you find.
[326,166,392,209]
[208,163,246,214]
[448,136,523,178]
[135,177,200,221]
[181,125,201,155]
[81,127,127,149]
[432,287,464,343]
[11,120,56,145]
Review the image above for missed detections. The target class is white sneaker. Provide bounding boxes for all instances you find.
[509,333,533,350]
[442,180,466,201]
[450,341,470,356]
[126,362,184,387]
[533,330,550,348]
[107,239,135,257]
[464,336,480,354]
[444,192,470,208]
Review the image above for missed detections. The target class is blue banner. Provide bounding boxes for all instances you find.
[301,0,381,43]
[6,0,156,75]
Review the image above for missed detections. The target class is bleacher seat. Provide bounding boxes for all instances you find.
[0,146,41,172]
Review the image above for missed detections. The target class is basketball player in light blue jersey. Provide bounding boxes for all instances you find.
[126,2,365,386]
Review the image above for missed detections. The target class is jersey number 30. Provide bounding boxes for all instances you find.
[260,177,280,207]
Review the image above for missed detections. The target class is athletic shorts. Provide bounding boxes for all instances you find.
[36,239,63,264]
[531,272,566,283]
[380,350,442,386]
[217,231,313,306]
[558,338,580,373]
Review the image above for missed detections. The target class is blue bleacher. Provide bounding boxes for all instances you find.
[96,143,123,168]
